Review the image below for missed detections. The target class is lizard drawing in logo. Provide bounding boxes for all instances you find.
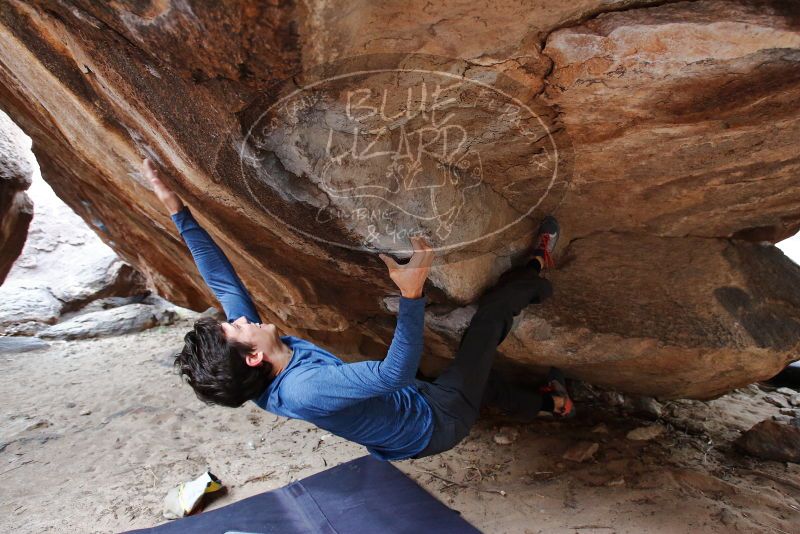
[318,121,484,241]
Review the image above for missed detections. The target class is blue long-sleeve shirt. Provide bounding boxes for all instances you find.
[171,207,434,460]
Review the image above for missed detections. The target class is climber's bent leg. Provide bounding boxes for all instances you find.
[413,259,552,458]
[435,259,551,416]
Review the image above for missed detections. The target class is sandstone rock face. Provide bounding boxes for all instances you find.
[39,303,176,340]
[0,110,32,283]
[736,419,800,463]
[0,285,62,335]
[0,0,798,397]
[13,202,146,313]
[0,122,147,334]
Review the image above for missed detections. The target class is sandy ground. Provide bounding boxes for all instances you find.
[2,320,799,534]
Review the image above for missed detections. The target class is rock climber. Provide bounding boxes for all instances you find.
[144,158,574,461]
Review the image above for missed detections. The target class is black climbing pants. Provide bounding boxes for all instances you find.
[413,260,553,458]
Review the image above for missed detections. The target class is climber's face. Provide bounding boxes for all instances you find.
[220,316,282,368]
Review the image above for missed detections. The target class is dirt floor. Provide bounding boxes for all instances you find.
[2,320,799,533]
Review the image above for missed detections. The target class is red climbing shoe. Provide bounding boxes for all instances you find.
[533,216,559,270]
[539,367,575,418]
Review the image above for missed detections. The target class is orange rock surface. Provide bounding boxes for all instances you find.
[0,0,798,397]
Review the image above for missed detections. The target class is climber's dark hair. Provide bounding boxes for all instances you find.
[174,317,272,408]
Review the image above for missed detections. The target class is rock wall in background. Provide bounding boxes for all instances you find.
[0,0,798,397]
[0,111,32,283]
[0,112,147,335]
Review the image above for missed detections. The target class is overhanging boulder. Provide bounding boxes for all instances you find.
[0,0,798,397]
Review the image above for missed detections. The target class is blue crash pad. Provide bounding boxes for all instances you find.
[125,455,481,533]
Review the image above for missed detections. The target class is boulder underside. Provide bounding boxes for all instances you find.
[0,0,798,398]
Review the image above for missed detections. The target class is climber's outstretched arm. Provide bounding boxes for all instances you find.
[143,158,261,324]
[284,238,433,412]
